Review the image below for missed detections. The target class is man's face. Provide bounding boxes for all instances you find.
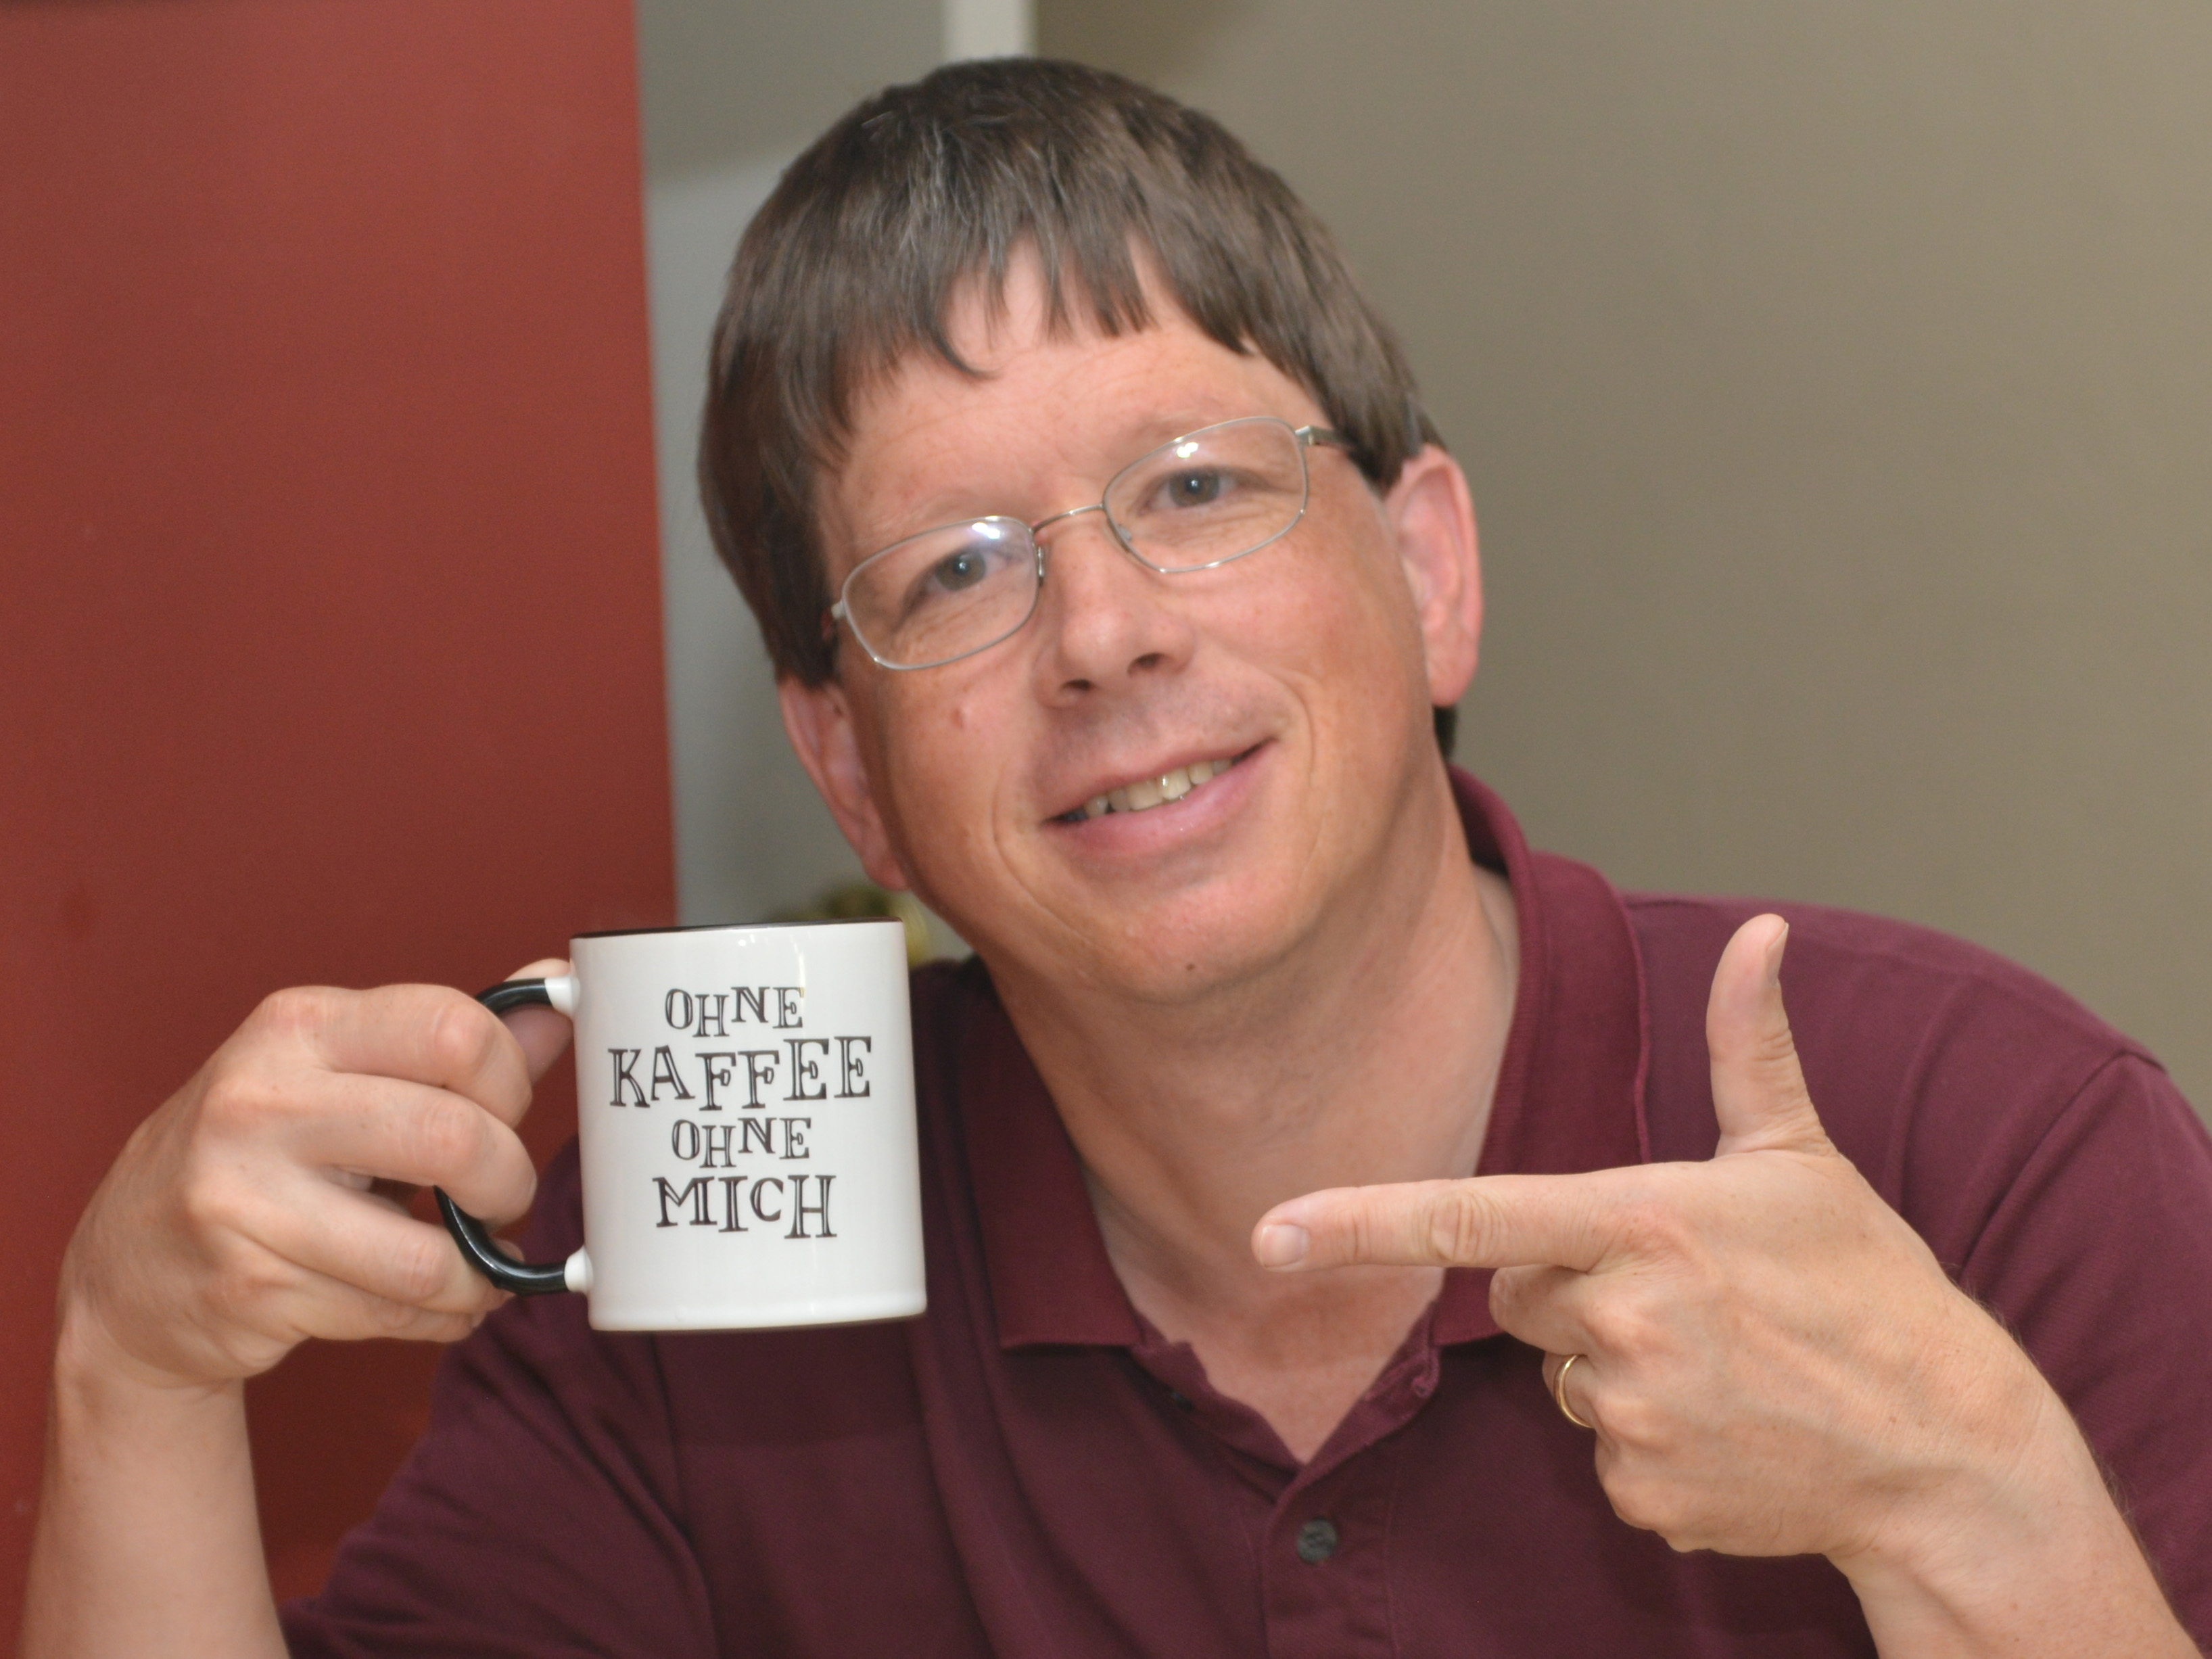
[789,257,1480,1005]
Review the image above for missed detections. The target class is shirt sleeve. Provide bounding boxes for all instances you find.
[1958,1052,2212,1646]
[279,1146,720,1659]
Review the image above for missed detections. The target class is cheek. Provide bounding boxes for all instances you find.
[1232,521,1425,707]
[865,678,1020,860]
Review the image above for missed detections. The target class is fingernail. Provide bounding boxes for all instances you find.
[1765,920,1789,987]
[1254,1221,1310,1269]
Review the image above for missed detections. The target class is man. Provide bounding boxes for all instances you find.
[23,60,2211,1657]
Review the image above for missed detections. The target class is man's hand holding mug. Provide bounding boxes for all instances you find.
[58,975,557,1396]
[56,917,925,1404]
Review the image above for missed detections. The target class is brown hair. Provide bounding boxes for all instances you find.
[698,57,1455,750]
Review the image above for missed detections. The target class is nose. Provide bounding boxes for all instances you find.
[1028,508,1198,703]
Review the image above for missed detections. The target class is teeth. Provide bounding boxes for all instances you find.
[1078,753,1241,820]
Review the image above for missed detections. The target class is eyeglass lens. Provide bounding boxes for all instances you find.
[841,417,1313,670]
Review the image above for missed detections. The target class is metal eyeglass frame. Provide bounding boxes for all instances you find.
[827,416,1351,672]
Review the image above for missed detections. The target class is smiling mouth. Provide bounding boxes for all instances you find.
[1057,748,1253,824]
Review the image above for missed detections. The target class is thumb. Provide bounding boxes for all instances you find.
[1705,915,1829,1156]
[500,957,575,1085]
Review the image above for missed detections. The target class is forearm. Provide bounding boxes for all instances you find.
[1843,1393,2198,1659]
[20,1319,286,1659]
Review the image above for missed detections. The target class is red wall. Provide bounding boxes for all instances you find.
[0,0,673,1625]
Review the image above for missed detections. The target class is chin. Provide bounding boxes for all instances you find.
[1075,890,1318,1008]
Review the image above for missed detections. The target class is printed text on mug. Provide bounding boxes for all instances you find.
[608,985,876,1242]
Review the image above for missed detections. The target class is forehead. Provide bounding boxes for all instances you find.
[820,254,1325,571]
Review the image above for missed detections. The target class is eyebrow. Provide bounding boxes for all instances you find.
[845,406,1264,555]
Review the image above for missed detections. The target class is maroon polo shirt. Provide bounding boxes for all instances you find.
[283,774,2212,1656]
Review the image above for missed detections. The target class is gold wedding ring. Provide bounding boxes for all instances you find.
[1553,1353,1595,1430]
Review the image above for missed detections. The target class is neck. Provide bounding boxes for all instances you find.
[987,762,1518,1451]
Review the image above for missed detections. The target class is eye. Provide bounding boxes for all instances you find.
[926,547,992,594]
[893,528,1020,622]
[1160,469,1227,509]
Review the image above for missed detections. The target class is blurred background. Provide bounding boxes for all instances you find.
[6,0,2208,1627]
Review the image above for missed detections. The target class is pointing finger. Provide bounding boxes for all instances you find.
[1254,1171,1635,1274]
[1704,914,1829,1156]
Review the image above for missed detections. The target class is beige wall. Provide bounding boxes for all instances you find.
[1041,1,2212,1115]
[636,0,939,929]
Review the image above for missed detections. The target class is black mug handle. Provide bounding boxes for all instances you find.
[435,978,580,1297]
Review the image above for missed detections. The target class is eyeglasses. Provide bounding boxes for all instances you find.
[828,415,1350,671]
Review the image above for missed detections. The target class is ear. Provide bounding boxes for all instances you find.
[1382,445,1483,707]
[777,675,916,893]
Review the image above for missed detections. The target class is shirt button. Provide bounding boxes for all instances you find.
[1294,1518,1340,1564]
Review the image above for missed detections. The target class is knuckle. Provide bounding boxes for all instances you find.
[199,1273,251,1331]
[422,995,500,1082]
[236,1257,292,1311]
[175,1177,225,1241]
[203,1247,287,1328]
[365,1293,425,1338]
[1582,1294,1662,1363]
[1487,1264,1534,1321]
[195,1067,288,1138]
[1614,1194,1694,1261]
[384,1234,453,1306]
[1350,1200,1398,1263]
[252,985,339,1042]
[1428,1186,1498,1263]
[1604,1477,1666,1534]
[397,1094,486,1180]
[1595,1388,1670,1453]
[1600,1466,1687,1537]
[176,1161,249,1240]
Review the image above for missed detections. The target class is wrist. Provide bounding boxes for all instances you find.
[51,1296,241,1419]
[29,1294,281,1659]
[1833,1365,2186,1656]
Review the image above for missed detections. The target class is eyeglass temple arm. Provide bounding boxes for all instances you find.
[1297,425,1350,449]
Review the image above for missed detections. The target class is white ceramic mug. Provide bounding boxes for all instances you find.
[438,917,925,1331]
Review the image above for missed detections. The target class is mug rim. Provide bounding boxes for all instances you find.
[571,916,908,943]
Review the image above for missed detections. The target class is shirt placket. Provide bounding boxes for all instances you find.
[1129,1317,1442,1659]
[1256,1443,1401,1659]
